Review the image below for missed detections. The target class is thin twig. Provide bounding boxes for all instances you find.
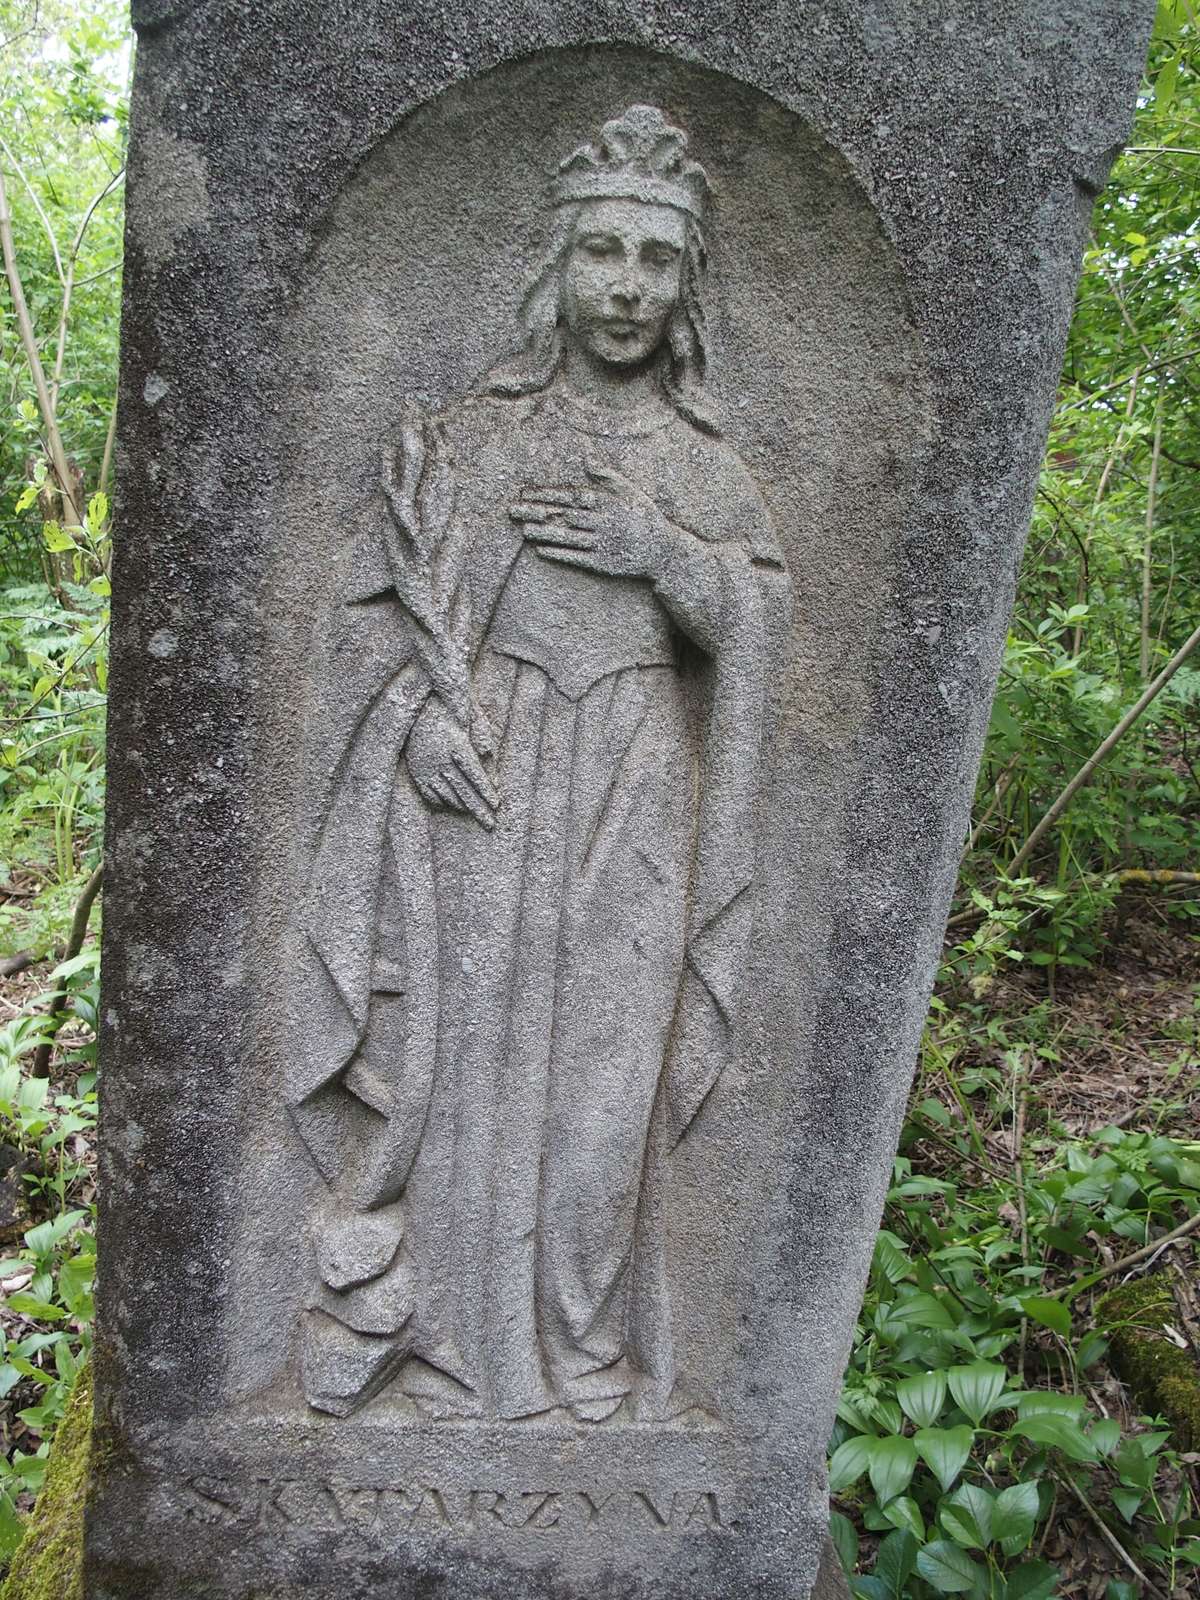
[1051,1470,1169,1600]
[1038,1209,1200,1301]
[30,863,102,1078]
[0,162,82,526]
[0,129,63,282]
[51,167,125,409]
[98,391,117,498]
[1060,342,1200,410]
[1074,369,1139,656]
[1013,1059,1030,1383]
[1141,390,1163,682]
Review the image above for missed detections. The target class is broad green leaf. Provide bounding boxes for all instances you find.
[42,521,75,554]
[914,1426,974,1492]
[1005,1559,1059,1600]
[881,1495,925,1542]
[1075,1330,1108,1368]
[852,1579,890,1600]
[1013,1391,1085,1419]
[24,1209,88,1258]
[1019,1295,1070,1338]
[890,1292,957,1331]
[915,1539,981,1594]
[865,1396,904,1435]
[87,491,109,532]
[874,1529,918,1597]
[829,1510,858,1575]
[829,1434,873,1491]
[896,1370,947,1429]
[947,1362,1007,1425]
[992,1481,1040,1555]
[939,1482,993,1550]
[5,1295,66,1322]
[873,1231,912,1285]
[1009,1413,1098,1462]
[1091,1417,1122,1457]
[0,1492,22,1560]
[1155,50,1181,109]
[836,1391,875,1433]
[1110,1485,1143,1523]
[867,1434,918,1504]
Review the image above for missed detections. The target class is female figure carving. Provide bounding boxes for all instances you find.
[291,105,790,1424]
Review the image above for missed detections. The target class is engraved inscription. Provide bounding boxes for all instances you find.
[291,104,791,1424]
[182,1478,731,1536]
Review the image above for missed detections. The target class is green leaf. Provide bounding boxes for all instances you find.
[890,1292,957,1331]
[867,1434,918,1504]
[86,491,109,533]
[1005,1559,1059,1600]
[24,1209,88,1258]
[0,1491,23,1560]
[1009,1413,1098,1461]
[992,1481,1040,1556]
[1155,51,1181,110]
[1013,1391,1085,1420]
[1091,1417,1122,1457]
[1075,1330,1108,1368]
[947,1362,1007,1425]
[1019,1295,1070,1338]
[1110,1485,1143,1523]
[881,1495,925,1542]
[915,1539,981,1594]
[5,1295,66,1322]
[42,521,75,554]
[829,1434,873,1491]
[829,1509,858,1575]
[897,1370,947,1429]
[875,1529,918,1598]
[915,1426,975,1492]
[852,1579,890,1600]
[940,1483,994,1549]
[873,1231,912,1285]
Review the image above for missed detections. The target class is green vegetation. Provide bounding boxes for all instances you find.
[0,2,1197,1596]
[0,1365,87,1600]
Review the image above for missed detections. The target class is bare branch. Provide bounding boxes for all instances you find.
[0,161,82,526]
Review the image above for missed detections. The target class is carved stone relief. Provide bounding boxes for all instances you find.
[289,105,791,1425]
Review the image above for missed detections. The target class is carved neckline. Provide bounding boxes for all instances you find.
[545,385,677,440]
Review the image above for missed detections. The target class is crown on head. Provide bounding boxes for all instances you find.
[551,104,709,220]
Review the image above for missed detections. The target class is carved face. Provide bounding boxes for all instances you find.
[560,199,687,368]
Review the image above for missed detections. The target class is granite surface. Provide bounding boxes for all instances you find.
[86,4,1152,1597]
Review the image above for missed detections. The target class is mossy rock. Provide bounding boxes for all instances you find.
[0,1367,90,1600]
[1098,1272,1200,1452]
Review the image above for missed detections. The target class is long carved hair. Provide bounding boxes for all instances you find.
[481,201,720,436]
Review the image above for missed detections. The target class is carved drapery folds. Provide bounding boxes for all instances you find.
[289,106,791,1424]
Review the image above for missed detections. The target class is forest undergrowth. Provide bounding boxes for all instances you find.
[0,1,1198,1596]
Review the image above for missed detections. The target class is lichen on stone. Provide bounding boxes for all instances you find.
[0,1367,90,1600]
[1099,1273,1200,1452]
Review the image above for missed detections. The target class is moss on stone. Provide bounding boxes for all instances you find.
[0,1367,90,1600]
[1098,1273,1200,1452]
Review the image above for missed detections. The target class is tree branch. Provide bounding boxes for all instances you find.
[1005,619,1200,878]
[0,162,82,527]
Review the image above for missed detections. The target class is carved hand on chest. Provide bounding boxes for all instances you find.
[509,461,678,582]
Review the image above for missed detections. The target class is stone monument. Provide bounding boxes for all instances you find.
[86,5,1153,1597]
